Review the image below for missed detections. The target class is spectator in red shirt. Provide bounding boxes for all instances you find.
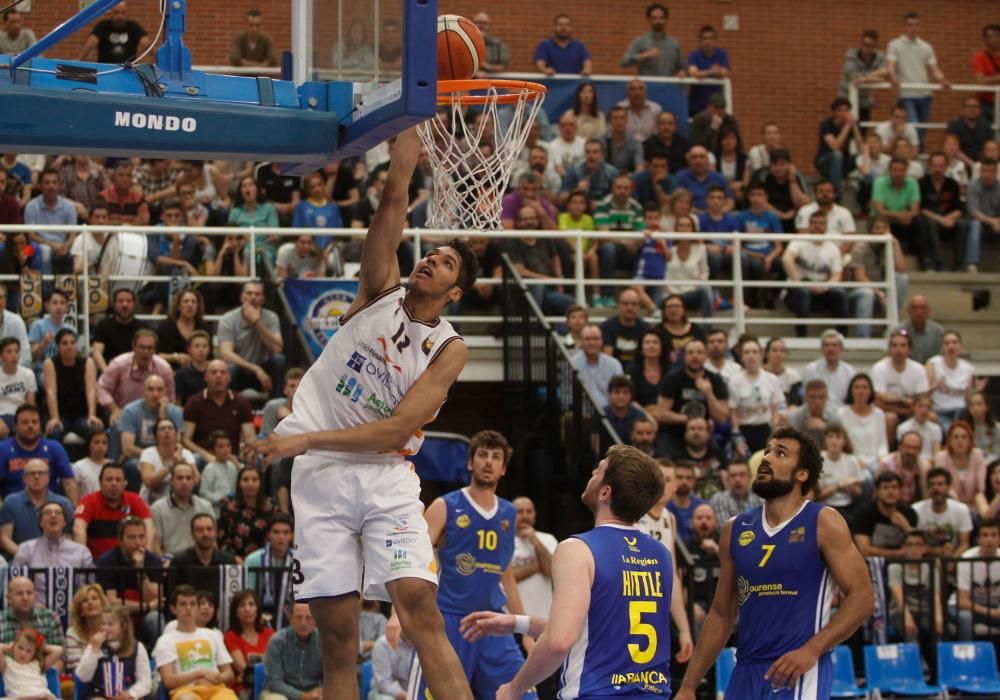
[99,163,150,226]
[182,360,255,465]
[973,24,1000,120]
[0,170,21,225]
[72,462,153,560]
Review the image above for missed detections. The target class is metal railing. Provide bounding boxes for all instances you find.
[0,225,898,351]
[848,81,1000,133]
[501,254,622,538]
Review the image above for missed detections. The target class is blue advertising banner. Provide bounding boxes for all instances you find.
[535,78,691,136]
[282,279,359,358]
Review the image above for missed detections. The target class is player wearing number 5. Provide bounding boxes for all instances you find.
[674,426,874,700]
[243,127,481,700]
[460,445,673,700]
[410,430,537,699]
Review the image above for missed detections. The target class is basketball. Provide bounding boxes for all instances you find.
[437,15,486,81]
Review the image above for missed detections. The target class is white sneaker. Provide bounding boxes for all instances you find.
[967,264,979,274]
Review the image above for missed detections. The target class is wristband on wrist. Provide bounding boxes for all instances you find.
[513,615,530,635]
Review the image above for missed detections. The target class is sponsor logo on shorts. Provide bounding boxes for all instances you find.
[738,530,755,546]
[335,374,363,402]
[385,536,419,548]
[455,514,471,529]
[390,549,411,572]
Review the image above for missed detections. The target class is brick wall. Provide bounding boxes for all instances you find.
[18,0,995,171]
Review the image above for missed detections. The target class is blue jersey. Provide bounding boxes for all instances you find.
[435,489,516,615]
[560,525,672,699]
[730,501,834,664]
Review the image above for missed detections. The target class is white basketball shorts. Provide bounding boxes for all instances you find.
[289,453,438,602]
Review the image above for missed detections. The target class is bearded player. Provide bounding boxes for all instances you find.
[675,426,874,699]
[248,127,479,700]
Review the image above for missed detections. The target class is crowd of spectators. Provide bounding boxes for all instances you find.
[1,2,1000,695]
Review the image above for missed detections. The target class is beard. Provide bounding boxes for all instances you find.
[751,475,797,499]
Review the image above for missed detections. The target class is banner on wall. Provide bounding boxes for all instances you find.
[282,279,360,358]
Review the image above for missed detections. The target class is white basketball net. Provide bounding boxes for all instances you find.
[417,83,545,232]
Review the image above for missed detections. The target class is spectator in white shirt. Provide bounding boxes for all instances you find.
[926,331,983,430]
[0,337,35,435]
[875,102,920,150]
[897,395,942,460]
[815,425,864,516]
[956,519,1000,640]
[547,113,586,178]
[510,497,558,620]
[837,373,888,473]
[794,180,857,235]
[872,330,930,439]
[781,211,849,338]
[913,466,972,557]
[802,330,857,413]
[72,429,110,499]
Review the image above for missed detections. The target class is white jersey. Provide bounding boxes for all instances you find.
[276,285,462,462]
[927,355,975,413]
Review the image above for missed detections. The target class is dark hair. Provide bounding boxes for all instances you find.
[266,512,294,534]
[14,403,39,422]
[39,168,60,184]
[903,529,927,543]
[660,294,689,324]
[3,10,21,20]
[770,148,791,163]
[247,9,261,18]
[553,12,571,23]
[700,24,717,37]
[706,185,728,198]
[706,328,727,341]
[228,590,264,635]
[469,430,512,465]
[608,375,634,395]
[187,329,211,349]
[862,29,879,41]
[830,97,851,112]
[442,238,479,294]
[190,512,216,534]
[84,427,108,453]
[584,138,605,152]
[171,584,198,606]
[925,466,952,486]
[118,515,146,539]
[845,373,875,406]
[746,182,768,198]
[982,517,1000,534]
[236,466,268,511]
[646,3,667,19]
[814,179,835,193]
[804,378,828,394]
[715,125,743,155]
[768,426,823,495]
[602,445,664,523]
[161,198,183,214]
[984,24,1000,38]
[875,470,902,488]
[99,462,126,482]
[889,156,909,170]
[566,304,587,319]
[566,190,589,205]
[889,329,912,348]
[208,430,231,450]
[823,424,854,454]
[904,11,919,21]
[981,157,998,169]
[0,336,19,355]
[45,289,68,304]
[608,105,628,119]
[169,288,205,326]
[572,82,600,118]
[90,199,110,216]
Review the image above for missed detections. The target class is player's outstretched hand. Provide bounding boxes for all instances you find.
[459,611,514,642]
[764,645,819,690]
[243,434,309,467]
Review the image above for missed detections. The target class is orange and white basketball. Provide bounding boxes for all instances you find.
[437,15,486,81]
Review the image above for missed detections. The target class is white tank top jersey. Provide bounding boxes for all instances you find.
[275,285,463,463]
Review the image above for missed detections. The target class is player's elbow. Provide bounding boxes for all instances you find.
[546,630,577,657]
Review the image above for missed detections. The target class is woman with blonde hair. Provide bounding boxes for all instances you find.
[65,584,109,674]
[76,603,153,700]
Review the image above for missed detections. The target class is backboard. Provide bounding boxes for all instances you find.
[0,0,435,171]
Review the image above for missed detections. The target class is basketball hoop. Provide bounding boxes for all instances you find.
[416,79,546,232]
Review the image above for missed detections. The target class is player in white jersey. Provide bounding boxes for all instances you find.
[246,128,479,700]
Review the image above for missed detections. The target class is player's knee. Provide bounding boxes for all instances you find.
[391,581,444,636]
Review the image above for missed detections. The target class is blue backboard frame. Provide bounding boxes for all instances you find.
[0,0,436,172]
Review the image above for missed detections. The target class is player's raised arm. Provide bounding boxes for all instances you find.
[675,520,739,700]
[354,127,422,306]
[764,507,874,690]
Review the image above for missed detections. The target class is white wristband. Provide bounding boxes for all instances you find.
[513,615,530,635]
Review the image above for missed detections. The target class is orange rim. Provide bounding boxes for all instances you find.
[436,79,547,106]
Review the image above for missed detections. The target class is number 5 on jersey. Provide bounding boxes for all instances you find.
[628,601,657,663]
